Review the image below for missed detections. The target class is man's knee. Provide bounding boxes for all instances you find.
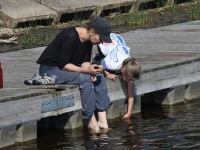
[79,74,92,83]
[78,73,93,89]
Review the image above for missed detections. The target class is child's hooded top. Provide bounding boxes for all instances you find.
[98,33,130,71]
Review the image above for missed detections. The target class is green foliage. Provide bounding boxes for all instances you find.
[17,2,200,48]
[188,3,200,20]
[18,27,58,48]
[125,11,152,26]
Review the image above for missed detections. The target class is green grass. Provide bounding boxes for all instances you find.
[17,2,200,48]
[188,3,200,20]
[18,27,59,48]
[121,11,152,27]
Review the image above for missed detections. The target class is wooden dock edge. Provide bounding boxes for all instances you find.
[1,60,200,148]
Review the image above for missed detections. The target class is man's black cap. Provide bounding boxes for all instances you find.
[90,16,112,43]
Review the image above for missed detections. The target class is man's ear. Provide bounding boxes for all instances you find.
[89,30,94,36]
[90,29,97,34]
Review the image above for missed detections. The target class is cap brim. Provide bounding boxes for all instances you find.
[100,34,112,43]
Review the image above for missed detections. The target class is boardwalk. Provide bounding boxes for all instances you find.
[0,20,200,148]
[1,20,200,97]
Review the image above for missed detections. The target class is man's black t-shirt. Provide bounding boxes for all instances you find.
[37,27,93,69]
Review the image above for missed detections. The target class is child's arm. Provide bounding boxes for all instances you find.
[122,82,134,119]
[103,70,117,81]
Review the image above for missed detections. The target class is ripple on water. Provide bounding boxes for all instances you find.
[4,99,200,150]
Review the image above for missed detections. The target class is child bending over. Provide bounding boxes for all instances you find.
[94,33,141,119]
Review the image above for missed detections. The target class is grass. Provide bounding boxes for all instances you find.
[18,27,59,49]
[107,2,200,29]
[188,3,200,20]
[111,11,152,27]
[16,2,200,48]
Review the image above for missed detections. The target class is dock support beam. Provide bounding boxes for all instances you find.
[0,125,16,148]
[185,81,200,101]
[54,110,83,129]
[107,99,126,119]
[133,95,142,113]
[107,95,141,119]
[153,85,185,105]
[16,120,37,143]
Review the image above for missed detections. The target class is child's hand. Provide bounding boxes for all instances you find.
[107,74,117,81]
[105,71,117,81]
[122,113,131,119]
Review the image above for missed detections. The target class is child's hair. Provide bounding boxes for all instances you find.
[121,57,142,80]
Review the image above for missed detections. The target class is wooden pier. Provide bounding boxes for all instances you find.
[0,20,200,148]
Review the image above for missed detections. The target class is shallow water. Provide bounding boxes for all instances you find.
[3,98,200,150]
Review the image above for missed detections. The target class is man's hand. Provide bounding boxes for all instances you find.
[81,62,103,75]
[89,64,103,75]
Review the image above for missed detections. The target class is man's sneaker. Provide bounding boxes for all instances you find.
[24,74,42,85]
[32,75,56,85]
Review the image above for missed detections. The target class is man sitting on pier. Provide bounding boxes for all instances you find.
[24,16,112,132]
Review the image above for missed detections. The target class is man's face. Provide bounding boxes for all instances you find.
[90,31,101,44]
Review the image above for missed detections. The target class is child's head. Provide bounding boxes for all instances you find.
[120,57,141,82]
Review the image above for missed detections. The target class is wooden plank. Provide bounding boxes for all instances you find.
[120,20,200,70]
[135,60,200,95]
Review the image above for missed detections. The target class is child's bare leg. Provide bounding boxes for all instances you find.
[98,111,109,129]
[88,114,100,132]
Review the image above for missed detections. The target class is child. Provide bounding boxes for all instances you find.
[95,33,141,119]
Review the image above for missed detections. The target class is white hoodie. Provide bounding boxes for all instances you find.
[98,33,130,71]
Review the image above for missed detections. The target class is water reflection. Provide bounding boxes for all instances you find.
[82,129,111,150]
[3,99,200,150]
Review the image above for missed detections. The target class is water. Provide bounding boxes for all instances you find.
[2,99,200,150]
